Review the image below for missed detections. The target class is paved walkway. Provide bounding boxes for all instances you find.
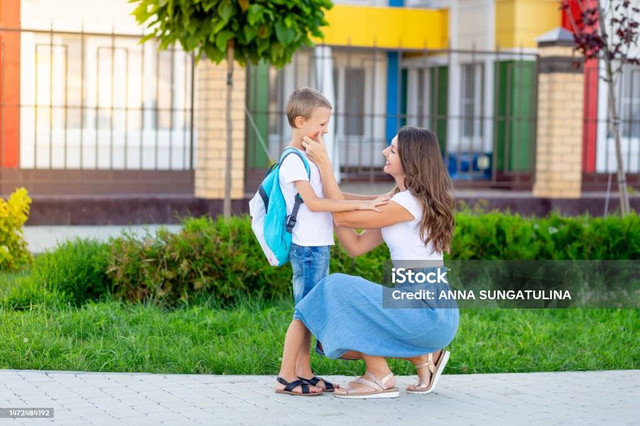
[22,225,182,254]
[14,207,639,425]
[0,369,636,425]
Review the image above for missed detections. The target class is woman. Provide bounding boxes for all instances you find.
[275,127,459,398]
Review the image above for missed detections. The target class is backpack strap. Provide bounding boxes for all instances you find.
[280,148,311,180]
[286,195,304,233]
[280,148,311,234]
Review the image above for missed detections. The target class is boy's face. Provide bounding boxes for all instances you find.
[296,106,331,141]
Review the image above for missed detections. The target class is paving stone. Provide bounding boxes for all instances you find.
[0,369,636,424]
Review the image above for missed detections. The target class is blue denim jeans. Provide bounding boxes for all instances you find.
[290,243,330,320]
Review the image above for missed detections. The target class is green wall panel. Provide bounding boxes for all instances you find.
[494,60,536,172]
[246,62,270,169]
[430,66,449,153]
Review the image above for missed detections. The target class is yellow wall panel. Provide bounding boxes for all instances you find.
[496,0,561,49]
[314,5,449,50]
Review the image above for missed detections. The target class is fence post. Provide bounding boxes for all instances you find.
[532,28,583,199]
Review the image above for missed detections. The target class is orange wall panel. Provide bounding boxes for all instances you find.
[0,0,21,168]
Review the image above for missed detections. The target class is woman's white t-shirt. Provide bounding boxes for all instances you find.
[381,190,442,261]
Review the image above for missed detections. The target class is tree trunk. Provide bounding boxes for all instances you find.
[597,2,630,216]
[223,41,234,217]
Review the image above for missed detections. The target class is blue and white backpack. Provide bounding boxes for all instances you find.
[249,148,311,266]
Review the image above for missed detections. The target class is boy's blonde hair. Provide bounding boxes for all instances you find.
[285,87,332,128]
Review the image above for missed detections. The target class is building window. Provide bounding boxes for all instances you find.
[416,69,427,128]
[151,50,174,130]
[32,36,188,132]
[619,65,640,139]
[344,67,365,136]
[461,63,484,140]
[268,68,284,136]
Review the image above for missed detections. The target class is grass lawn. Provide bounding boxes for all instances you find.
[0,269,30,298]
[0,295,637,375]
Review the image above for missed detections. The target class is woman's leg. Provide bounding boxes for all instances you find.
[276,320,322,394]
[404,350,447,392]
[361,354,395,386]
[330,349,446,395]
[339,350,362,360]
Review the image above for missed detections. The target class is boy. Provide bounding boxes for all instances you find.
[276,88,387,395]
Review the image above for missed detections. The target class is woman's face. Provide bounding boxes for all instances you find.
[382,136,404,177]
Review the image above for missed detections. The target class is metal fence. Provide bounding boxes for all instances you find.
[581,61,640,190]
[0,28,195,193]
[246,44,540,189]
[5,26,636,196]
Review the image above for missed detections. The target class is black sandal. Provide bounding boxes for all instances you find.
[275,377,323,396]
[298,376,337,392]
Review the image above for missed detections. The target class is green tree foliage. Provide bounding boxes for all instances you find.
[130,0,334,66]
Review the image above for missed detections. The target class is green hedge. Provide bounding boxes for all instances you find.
[104,216,390,306]
[452,212,640,260]
[3,212,639,308]
[105,213,639,306]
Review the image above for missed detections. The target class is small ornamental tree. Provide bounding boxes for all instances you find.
[131,0,334,216]
[561,0,640,216]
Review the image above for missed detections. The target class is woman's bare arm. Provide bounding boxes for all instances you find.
[334,226,384,257]
[333,199,414,229]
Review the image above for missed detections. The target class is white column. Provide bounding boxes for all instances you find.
[483,0,495,153]
[447,0,461,154]
[314,45,340,183]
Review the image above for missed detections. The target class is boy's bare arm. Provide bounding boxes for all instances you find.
[293,180,388,213]
[342,191,394,201]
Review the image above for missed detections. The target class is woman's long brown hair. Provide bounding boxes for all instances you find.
[393,127,456,254]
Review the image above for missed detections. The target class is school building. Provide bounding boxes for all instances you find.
[0,0,638,223]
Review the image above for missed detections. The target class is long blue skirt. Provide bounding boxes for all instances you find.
[294,272,460,359]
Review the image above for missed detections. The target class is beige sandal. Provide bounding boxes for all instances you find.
[334,371,399,399]
[406,350,450,394]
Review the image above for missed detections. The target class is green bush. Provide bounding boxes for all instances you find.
[0,188,33,271]
[103,212,640,306]
[26,239,112,306]
[6,210,637,308]
[450,212,640,260]
[107,217,293,306]
[106,216,400,307]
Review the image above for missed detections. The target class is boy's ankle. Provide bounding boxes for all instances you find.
[295,370,314,379]
[295,362,313,376]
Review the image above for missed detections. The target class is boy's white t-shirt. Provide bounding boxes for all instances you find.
[278,147,334,247]
[381,190,442,261]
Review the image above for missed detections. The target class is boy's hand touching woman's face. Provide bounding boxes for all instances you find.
[302,130,330,166]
